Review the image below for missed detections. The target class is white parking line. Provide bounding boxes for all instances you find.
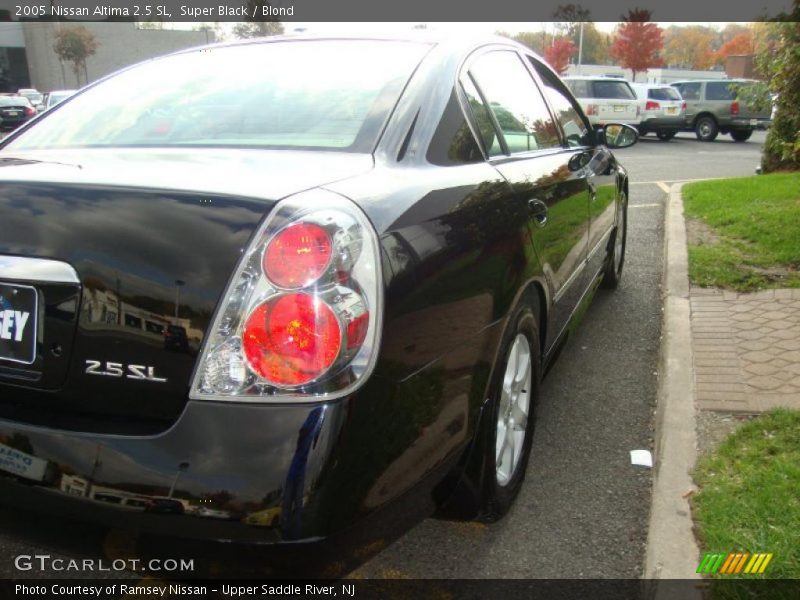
[655,181,671,193]
[630,203,662,208]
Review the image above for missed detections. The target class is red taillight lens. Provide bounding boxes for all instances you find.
[24,106,35,117]
[242,293,341,386]
[645,101,660,111]
[264,222,332,288]
[681,101,687,111]
[586,104,598,116]
[730,101,740,115]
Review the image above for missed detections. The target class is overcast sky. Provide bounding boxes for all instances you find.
[203,21,748,40]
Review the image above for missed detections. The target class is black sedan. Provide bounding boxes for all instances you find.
[0,35,636,576]
[0,95,37,131]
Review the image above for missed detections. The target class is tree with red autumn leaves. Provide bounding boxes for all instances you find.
[610,9,664,82]
[544,37,577,75]
[716,32,755,63]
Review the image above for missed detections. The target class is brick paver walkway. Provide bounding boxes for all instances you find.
[691,287,800,413]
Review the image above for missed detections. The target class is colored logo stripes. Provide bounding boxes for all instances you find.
[697,552,773,574]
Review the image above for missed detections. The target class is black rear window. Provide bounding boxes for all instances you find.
[590,80,636,100]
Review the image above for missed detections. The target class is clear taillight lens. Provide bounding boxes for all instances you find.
[190,189,382,402]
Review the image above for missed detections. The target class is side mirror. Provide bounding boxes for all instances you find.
[602,123,639,149]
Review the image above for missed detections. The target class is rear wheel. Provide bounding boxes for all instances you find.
[479,303,540,522]
[656,130,676,141]
[602,191,627,289]
[730,129,752,142]
[695,116,718,141]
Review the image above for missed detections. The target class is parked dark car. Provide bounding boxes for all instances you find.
[0,95,36,131]
[144,498,185,515]
[0,35,635,576]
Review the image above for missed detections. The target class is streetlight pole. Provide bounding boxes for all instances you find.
[577,21,585,75]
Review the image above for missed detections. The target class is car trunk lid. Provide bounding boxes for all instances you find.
[0,148,373,433]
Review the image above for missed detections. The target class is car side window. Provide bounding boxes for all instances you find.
[460,75,504,157]
[427,88,484,166]
[706,82,735,101]
[676,82,701,101]
[530,59,593,148]
[468,50,561,154]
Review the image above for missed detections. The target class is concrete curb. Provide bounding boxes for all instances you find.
[644,183,701,588]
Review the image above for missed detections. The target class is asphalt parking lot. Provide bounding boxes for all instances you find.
[0,131,767,579]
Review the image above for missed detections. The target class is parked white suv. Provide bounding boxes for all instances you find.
[563,76,640,128]
[630,83,686,141]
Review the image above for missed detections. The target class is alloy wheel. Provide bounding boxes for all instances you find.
[495,334,532,486]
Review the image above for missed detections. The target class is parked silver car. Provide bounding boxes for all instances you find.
[670,79,771,142]
[630,83,686,141]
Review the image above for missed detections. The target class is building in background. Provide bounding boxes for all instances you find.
[725,55,756,79]
[564,63,730,84]
[0,21,213,93]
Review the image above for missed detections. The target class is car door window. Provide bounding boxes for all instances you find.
[530,59,593,148]
[460,75,504,157]
[469,50,561,154]
[706,82,735,100]
[676,82,701,101]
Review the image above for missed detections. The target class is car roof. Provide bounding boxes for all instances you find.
[670,78,754,84]
[631,82,675,88]
[165,32,549,68]
[563,75,630,81]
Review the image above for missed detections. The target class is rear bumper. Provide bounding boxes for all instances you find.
[729,117,771,130]
[0,378,467,576]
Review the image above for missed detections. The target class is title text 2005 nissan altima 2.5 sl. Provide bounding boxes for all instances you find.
[0,35,637,576]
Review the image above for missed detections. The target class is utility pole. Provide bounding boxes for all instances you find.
[577,21,585,75]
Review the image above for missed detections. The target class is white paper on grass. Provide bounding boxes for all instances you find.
[630,449,653,468]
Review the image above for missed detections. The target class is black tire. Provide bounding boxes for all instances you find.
[601,190,628,289]
[478,300,541,522]
[730,129,752,142]
[695,115,718,141]
[637,127,648,137]
[656,130,676,141]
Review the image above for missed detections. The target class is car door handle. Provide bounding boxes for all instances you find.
[528,198,548,226]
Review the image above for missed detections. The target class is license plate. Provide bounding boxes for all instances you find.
[667,107,677,114]
[6,111,20,117]
[0,283,38,365]
[613,105,626,112]
[750,119,758,126]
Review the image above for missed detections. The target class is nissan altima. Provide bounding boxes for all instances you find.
[0,35,637,576]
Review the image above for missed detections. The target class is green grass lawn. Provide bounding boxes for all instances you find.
[683,173,800,291]
[693,409,800,580]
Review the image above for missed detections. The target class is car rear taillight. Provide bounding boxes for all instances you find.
[242,293,341,386]
[190,189,382,401]
[681,101,687,112]
[645,101,660,111]
[730,101,740,115]
[586,104,598,116]
[24,106,36,117]
[264,222,332,288]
